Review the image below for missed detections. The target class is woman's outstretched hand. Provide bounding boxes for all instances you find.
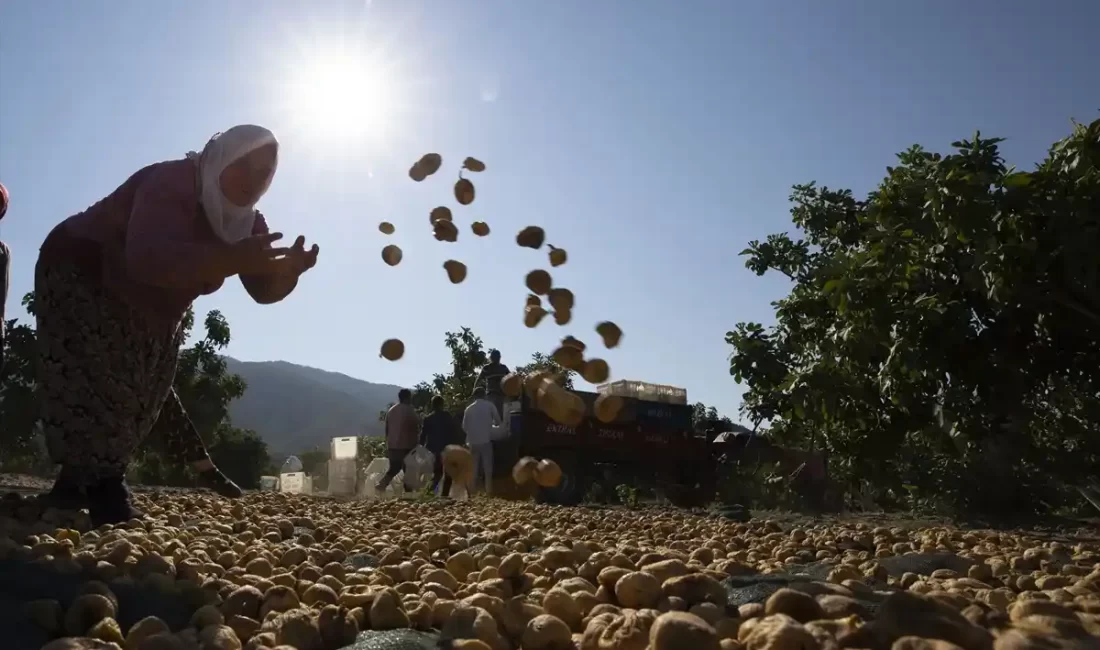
[220,232,291,276]
[283,235,320,276]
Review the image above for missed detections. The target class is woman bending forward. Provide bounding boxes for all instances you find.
[36,125,318,525]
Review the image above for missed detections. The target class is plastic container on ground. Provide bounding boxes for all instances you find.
[403,446,435,491]
[358,457,407,500]
[596,380,688,405]
[328,457,358,496]
[330,436,358,460]
[259,476,279,492]
[279,472,312,495]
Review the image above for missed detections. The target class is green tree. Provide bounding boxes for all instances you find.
[174,309,246,437]
[408,327,491,415]
[689,402,742,435]
[133,306,268,488]
[727,118,1100,515]
[208,426,272,489]
[516,352,576,390]
[0,297,45,470]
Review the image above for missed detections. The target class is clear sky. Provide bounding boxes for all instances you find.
[0,1,1096,420]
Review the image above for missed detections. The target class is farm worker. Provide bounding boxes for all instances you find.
[0,181,10,372]
[462,386,501,495]
[420,394,461,496]
[377,388,421,493]
[35,125,319,526]
[475,349,510,416]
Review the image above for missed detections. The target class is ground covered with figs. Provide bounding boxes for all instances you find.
[3,491,1100,650]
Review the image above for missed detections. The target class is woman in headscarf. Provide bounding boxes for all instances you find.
[35,125,318,525]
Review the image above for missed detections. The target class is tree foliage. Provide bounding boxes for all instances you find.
[727,118,1100,514]
[0,294,41,466]
[690,402,739,434]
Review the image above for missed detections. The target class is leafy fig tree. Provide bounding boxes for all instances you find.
[728,118,1100,514]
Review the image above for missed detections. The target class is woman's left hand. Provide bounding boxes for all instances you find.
[283,235,319,276]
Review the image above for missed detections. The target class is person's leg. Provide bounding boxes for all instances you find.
[147,389,242,498]
[468,444,484,495]
[431,454,445,494]
[376,448,406,490]
[482,443,494,495]
[35,258,91,510]
[35,259,154,523]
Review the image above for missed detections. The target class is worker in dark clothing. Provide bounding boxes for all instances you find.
[475,349,510,417]
[420,395,461,496]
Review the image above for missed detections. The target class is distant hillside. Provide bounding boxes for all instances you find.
[224,358,402,455]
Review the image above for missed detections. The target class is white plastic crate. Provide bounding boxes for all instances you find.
[596,380,688,405]
[327,458,358,496]
[330,436,358,460]
[279,472,312,494]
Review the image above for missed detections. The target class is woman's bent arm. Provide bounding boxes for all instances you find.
[125,167,226,288]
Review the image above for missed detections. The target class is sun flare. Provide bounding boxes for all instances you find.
[285,50,394,142]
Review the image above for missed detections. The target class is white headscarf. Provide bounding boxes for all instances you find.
[186,124,279,243]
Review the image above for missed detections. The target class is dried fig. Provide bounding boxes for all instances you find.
[526,270,552,295]
[596,322,623,349]
[454,178,475,205]
[512,457,539,485]
[430,206,453,224]
[534,460,563,487]
[444,260,467,284]
[548,245,567,267]
[380,339,405,361]
[526,294,542,307]
[412,153,442,179]
[551,346,584,371]
[524,305,549,328]
[594,394,623,423]
[517,226,546,249]
[562,336,586,352]
[463,157,486,172]
[471,221,490,236]
[539,384,586,427]
[501,372,524,397]
[582,359,610,384]
[553,309,572,326]
[381,245,403,266]
[433,220,459,242]
[378,222,395,235]
[443,445,475,484]
[548,288,574,312]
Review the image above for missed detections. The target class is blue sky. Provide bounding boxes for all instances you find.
[0,1,1096,421]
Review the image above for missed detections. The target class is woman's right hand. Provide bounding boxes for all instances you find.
[218,232,291,276]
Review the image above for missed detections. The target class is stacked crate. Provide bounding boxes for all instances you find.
[327,436,359,497]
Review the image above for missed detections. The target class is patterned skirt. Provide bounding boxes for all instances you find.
[34,253,210,487]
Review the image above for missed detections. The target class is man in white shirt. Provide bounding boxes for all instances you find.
[462,386,501,495]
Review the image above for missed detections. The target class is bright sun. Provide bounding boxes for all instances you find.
[286,51,394,142]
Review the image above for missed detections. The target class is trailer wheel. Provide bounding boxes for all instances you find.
[536,454,588,506]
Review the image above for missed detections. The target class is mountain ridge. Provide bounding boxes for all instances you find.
[224,357,402,455]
